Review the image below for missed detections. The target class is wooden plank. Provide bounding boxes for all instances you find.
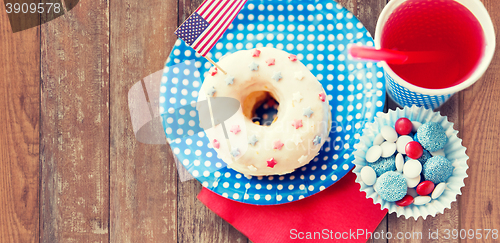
[108,0,179,242]
[0,4,40,243]
[39,0,110,241]
[176,0,248,242]
[459,0,500,240]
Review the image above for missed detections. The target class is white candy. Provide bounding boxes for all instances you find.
[380,141,397,158]
[360,166,377,186]
[373,133,385,146]
[407,188,418,197]
[366,145,382,163]
[403,159,422,179]
[395,153,404,172]
[380,126,398,142]
[430,149,446,157]
[411,121,422,133]
[396,135,413,154]
[413,196,431,205]
[431,182,446,199]
[406,174,421,188]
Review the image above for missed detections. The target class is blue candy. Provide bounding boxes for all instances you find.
[417,122,448,152]
[375,171,407,202]
[369,155,396,177]
[405,149,432,165]
[423,155,454,184]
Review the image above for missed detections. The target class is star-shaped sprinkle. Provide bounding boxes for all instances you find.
[248,165,258,171]
[212,139,220,149]
[265,58,276,66]
[251,49,261,57]
[292,119,303,129]
[272,71,283,82]
[288,54,297,61]
[319,92,326,102]
[209,67,218,76]
[292,135,303,145]
[231,148,240,157]
[273,139,284,150]
[267,158,277,168]
[298,155,308,164]
[292,92,303,103]
[313,136,322,146]
[230,125,241,134]
[303,107,314,118]
[249,62,259,71]
[294,71,304,80]
[225,75,234,85]
[207,86,216,97]
[248,135,258,146]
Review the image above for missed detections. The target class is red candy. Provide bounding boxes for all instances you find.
[288,54,297,61]
[252,49,261,57]
[405,141,423,159]
[395,117,413,135]
[209,67,218,76]
[395,195,414,207]
[416,181,435,196]
[267,158,277,168]
[319,92,326,102]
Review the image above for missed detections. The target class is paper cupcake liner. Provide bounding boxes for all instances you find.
[352,105,469,220]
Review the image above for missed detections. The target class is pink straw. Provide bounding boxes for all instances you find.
[349,45,448,64]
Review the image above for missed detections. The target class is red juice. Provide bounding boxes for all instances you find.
[381,0,486,89]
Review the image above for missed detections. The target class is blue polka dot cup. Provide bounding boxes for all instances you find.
[374,0,496,109]
[352,106,469,220]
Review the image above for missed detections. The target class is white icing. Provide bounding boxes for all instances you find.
[198,47,331,176]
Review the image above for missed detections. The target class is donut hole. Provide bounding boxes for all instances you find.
[242,91,279,126]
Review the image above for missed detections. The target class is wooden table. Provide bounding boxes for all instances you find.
[1,0,499,242]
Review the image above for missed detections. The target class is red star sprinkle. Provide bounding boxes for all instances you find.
[292,119,303,129]
[288,54,297,61]
[230,125,241,135]
[273,139,284,150]
[267,158,277,168]
[265,58,276,66]
[319,92,326,102]
[251,49,261,57]
[212,139,220,149]
[209,67,218,76]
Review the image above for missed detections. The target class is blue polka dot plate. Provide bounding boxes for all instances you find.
[160,0,386,205]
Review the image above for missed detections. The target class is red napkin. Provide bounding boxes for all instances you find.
[198,171,387,243]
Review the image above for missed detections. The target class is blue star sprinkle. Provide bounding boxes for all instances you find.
[313,136,321,146]
[303,107,314,118]
[272,71,283,82]
[225,75,234,85]
[248,135,258,146]
[230,148,240,157]
[249,62,259,71]
[207,86,216,97]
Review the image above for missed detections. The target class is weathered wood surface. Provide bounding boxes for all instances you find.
[0,0,499,242]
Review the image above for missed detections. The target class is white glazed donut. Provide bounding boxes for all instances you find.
[198,47,331,176]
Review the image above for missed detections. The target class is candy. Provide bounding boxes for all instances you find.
[413,196,432,206]
[375,171,407,202]
[267,158,277,168]
[369,155,396,177]
[423,155,454,184]
[431,182,446,199]
[265,58,276,66]
[417,122,448,152]
[416,181,435,195]
[405,141,423,159]
[288,54,297,61]
[395,195,414,207]
[405,149,432,165]
[292,119,303,129]
[319,92,326,102]
[366,145,382,163]
[395,153,404,172]
[396,135,413,154]
[403,159,422,179]
[381,126,398,142]
[373,133,385,146]
[273,139,284,150]
[230,125,241,134]
[209,67,218,76]
[395,118,413,135]
[380,141,397,158]
[406,174,421,188]
[212,139,220,149]
[251,49,261,57]
[360,166,377,186]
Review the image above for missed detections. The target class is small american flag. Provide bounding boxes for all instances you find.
[175,0,248,57]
